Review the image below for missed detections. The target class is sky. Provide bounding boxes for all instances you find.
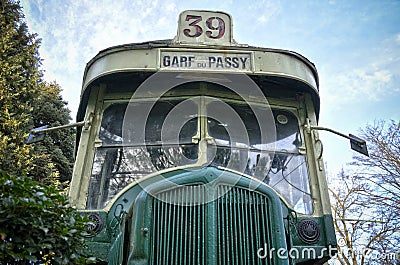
[19,0,400,176]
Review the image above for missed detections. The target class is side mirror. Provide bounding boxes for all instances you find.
[349,134,369,156]
[26,125,48,144]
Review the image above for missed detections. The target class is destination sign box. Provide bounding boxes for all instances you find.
[160,50,252,72]
[174,10,234,46]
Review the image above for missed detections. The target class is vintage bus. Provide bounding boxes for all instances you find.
[62,10,349,265]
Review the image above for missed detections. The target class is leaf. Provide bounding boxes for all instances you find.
[40,226,49,234]
[35,191,45,197]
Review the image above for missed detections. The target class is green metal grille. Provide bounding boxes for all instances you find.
[150,185,206,265]
[217,185,272,265]
[149,185,272,265]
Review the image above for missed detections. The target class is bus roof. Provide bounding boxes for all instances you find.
[78,39,320,122]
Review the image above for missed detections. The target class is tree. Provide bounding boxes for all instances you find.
[0,2,91,264]
[352,120,400,264]
[0,171,95,264]
[0,0,41,176]
[329,120,400,265]
[31,81,75,185]
[0,0,74,185]
[329,171,396,265]
[352,120,399,219]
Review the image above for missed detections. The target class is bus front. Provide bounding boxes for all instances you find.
[69,10,336,265]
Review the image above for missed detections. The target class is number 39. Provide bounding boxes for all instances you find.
[183,15,226,39]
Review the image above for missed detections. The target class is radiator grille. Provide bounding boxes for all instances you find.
[217,185,272,265]
[149,185,272,265]
[149,185,207,265]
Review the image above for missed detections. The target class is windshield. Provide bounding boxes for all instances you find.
[207,101,311,214]
[87,97,312,214]
[87,99,199,209]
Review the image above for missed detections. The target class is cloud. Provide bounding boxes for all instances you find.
[249,0,281,25]
[19,0,400,120]
[340,69,392,100]
[321,67,397,106]
[320,32,400,106]
[21,0,180,116]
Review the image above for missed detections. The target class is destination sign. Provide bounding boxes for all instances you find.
[160,51,252,72]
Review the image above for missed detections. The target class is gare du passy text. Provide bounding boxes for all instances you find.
[162,54,249,70]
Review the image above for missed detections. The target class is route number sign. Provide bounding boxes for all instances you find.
[175,10,233,45]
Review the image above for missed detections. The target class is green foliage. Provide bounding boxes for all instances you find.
[0,2,88,263]
[0,0,74,185]
[0,171,96,264]
[0,0,41,176]
[30,82,75,184]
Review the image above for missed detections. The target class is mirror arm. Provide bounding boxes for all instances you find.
[26,114,93,144]
[304,119,369,156]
